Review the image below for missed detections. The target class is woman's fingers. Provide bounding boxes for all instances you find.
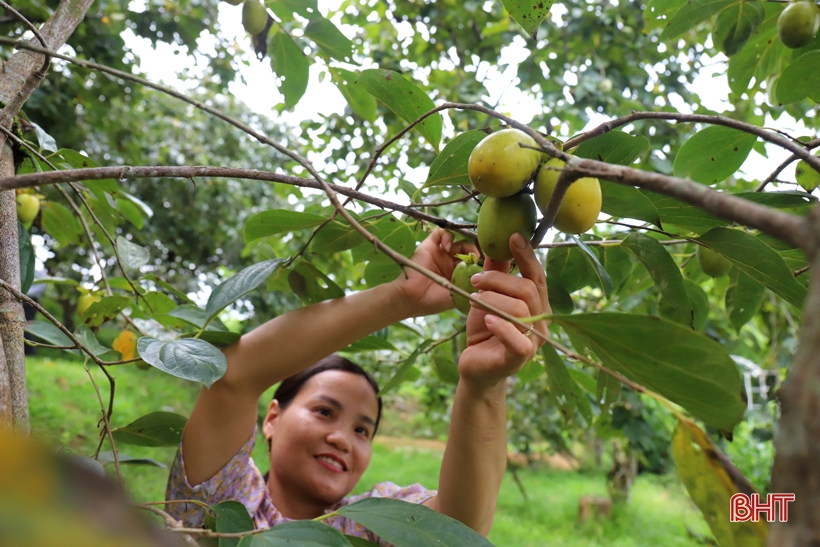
[484,315,534,362]
[509,233,550,312]
[470,291,531,328]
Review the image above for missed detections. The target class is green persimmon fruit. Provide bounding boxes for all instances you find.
[451,261,483,314]
[242,0,268,35]
[697,245,732,277]
[16,193,40,224]
[477,194,537,261]
[777,1,820,49]
[468,128,541,198]
[533,157,601,235]
[77,293,102,317]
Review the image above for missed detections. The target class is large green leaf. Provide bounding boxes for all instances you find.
[270,31,310,109]
[642,191,728,233]
[244,210,328,244]
[81,295,132,327]
[552,313,746,431]
[356,69,442,151]
[696,227,807,308]
[335,498,495,547]
[137,337,227,388]
[500,0,553,40]
[111,411,187,447]
[421,130,487,190]
[644,0,688,30]
[598,243,635,292]
[364,261,402,288]
[621,233,693,326]
[542,345,590,423]
[270,0,318,18]
[571,236,613,295]
[379,340,431,395]
[735,190,816,211]
[18,220,34,295]
[546,244,597,313]
[238,521,350,547]
[727,5,785,94]
[660,0,735,40]
[673,126,757,184]
[25,320,73,347]
[659,279,709,331]
[305,17,354,62]
[599,181,662,227]
[574,131,649,166]
[342,335,398,353]
[116,236,150,272]
[206,501,254,547]
[287,260,345,305]
[205,259,287,324]
[725,268,766,332]
[331,68,377,122]
[775,51,820,104]
[40,201,82,247]
[712,0,765,56]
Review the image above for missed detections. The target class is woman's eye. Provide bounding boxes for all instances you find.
[356,427,370,437]
[317,408,331,417]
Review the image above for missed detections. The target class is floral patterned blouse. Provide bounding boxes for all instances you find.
[165,427,436,545]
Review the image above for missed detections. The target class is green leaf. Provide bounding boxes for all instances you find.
[659,279,710,331]
[82,295,132,327]
[642,191,728,233]
[500,0,553,40]
[331,68,377,122]
[18,220,34,295]
[795,154,820,192]
[205,259,287,324]
[735,190,816,211]
[311,220,367,254]
[356,69,442,151]
[141,273,194,303]
[75,325,115,358]
[713,0,765,56]
[774,51,820,104]
[54,149,118,195]
[25,320,73,347]
[661,0,735,40]
[598,243,635,292]
[41,201,82,247]
[379,340,432,395]
[696,227,807,308]
[305,17,354,62]
[596,370,621,414]
[167,305,217,329]
[97,452,166,468]
[542,345,584,422]
[116,236,150,272]
[673,126,757,184]
[238,521,350,547]
[727,5,785,94]
[364,261,402,288]
[621,233,693,326]
[571,236,613,295]
[141,291,177,315]
[270,0,318,19]
[551,313,747,431]
[115,197,144,229]
[270,31,310,109]
[546,244,596,313]
[336,498,495,547]
[422,130,488,190]
[644,0,688,30]
[183,330,242,347]
[111,411,187,447]
[287,260,345,305]
[244,210,328,244]
[342,335,398,353]
[725,268,766,332]
[211,501,254,547]
[574,131,649,166]
[599,181,662,227]
[137,337,228,388]
[343,536,380,547]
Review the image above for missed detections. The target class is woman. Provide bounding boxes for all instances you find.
[166,229,551,541]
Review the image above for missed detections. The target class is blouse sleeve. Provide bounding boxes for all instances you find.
[165,426,268,528]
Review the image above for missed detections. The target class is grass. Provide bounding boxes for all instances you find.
[25,356,711,546]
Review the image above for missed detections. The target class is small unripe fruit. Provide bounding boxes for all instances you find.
[697,246,732,277]
[534,158,601,235]
[77,293,102,317]
[777,1,820,49]
[599,78,613,93]
[242,0,268,35]
[451,261,483,314]
[477,194,537,262]
[16,193,40,224]
[468,128,542,198]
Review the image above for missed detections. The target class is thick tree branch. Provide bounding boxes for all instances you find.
[0,165,477,236]
[0,0,50,75]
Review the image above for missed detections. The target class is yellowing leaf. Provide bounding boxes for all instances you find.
[112,331,138,360]
[672,419,767,546]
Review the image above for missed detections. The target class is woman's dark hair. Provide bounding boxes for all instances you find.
[266,355,382,451]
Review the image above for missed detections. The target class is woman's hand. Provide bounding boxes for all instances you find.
[391,228,479,317]
[458,232,551,391]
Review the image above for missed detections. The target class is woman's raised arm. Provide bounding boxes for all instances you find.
[182,229,476,486]
[425,232,550,536]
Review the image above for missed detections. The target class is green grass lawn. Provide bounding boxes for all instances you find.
[25,356,711,546]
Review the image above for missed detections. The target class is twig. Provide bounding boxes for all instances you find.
[602,220,682,239]
[532,167,580,245]
[795,265,810,277]
[410,190,480,208]
[756,138,820,192]
[0,0,49,74]
[81,357,122,486]
[536,238,688,249]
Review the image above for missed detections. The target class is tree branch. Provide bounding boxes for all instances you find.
[756,137,820,192]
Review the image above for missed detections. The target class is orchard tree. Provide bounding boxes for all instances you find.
[1,0,820,545]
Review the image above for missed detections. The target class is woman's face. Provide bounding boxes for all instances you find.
[263,370,379,512]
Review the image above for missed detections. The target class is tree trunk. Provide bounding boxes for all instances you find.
[0,143,27,432]
[769,204,820,546]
